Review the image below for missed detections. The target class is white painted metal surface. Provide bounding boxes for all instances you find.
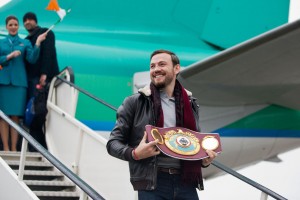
[18,138,28,181]
[46,74,137,200]
[0,156,39,200]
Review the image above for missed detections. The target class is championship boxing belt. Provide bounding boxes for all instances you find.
[145,125,222,160]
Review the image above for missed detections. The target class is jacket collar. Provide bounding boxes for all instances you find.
[5,34,21,45]
[138,84,192,97]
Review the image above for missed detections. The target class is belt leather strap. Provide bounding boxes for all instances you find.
[157,167,181,174]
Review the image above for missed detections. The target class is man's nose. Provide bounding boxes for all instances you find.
[155,65,163,70]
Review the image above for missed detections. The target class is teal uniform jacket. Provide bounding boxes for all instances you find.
[0,34,40,87]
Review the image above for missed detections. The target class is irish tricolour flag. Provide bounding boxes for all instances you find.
[46,0,67,21]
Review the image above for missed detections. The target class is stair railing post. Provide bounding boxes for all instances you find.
[72,129,84,174]
[79,191,88,200]
[18,137,28,181]
[260,192,268,200]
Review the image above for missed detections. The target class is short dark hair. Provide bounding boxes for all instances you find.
[23,12,37,23]
[150,49,180,66]
[5,15,18,25]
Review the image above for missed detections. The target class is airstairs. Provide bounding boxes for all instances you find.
[0,67,288,200]
[0,151,79,200]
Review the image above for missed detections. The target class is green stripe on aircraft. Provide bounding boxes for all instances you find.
[225,105,300,130]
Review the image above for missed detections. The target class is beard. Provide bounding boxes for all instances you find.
[154,81,166,89]
[151,73,174,89]
[24,24,35,32]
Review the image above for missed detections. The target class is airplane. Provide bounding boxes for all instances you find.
[0,0,300,199]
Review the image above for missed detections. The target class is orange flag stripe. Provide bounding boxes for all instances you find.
[46,0,60,11]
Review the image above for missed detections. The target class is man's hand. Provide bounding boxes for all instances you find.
[133,132,160,160]
[202,150,217,167]
[36,32,47,46]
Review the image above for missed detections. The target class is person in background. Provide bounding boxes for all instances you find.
[22,12,59,151]
[0,15,46,151]
[106,49,217,199]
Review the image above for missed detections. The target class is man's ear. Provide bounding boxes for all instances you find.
[174,64,180,75]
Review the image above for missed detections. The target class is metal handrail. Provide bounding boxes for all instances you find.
[56,76,117,112]
[0,110,105,200]
[212,160,287,200]
[56,75,288,200]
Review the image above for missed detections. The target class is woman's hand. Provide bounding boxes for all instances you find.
[7,50,21,60]
[39,74,47,86]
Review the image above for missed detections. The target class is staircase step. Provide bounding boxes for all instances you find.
[0,151,44,162]
[6,160,54,170]
[24,180,76,191]
[1,151,80,199]
[34,191,80,200]
[14,169,64,180]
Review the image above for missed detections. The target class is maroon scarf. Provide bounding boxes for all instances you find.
[150,80,203,186]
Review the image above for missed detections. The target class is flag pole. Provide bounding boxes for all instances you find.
[46,19,60,33]
[46,8,71,33]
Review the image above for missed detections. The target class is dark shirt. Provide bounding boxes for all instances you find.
[25,26,59,81]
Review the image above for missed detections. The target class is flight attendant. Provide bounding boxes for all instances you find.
[0,15,46,151]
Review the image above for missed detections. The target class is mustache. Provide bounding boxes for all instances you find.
[153,72,165,76]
